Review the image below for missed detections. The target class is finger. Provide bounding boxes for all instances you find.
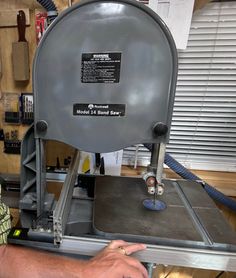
[107,240,127,249]
[117,246,127,256]
[124,265,146,278]
[124,257,148,278]
[123,243,146,255]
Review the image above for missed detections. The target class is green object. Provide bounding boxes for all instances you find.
[0,185,11,244]
[13,229,21,237]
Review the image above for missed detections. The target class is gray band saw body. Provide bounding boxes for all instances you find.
[33,0,178,153]
[15,1,236,270]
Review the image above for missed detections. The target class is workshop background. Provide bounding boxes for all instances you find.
[0,0,235,277]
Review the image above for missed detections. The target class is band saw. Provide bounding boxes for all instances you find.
[8,0,236,273]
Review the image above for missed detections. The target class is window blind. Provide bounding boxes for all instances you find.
[123,1,236,172]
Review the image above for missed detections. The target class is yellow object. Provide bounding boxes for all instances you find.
[13,229,21,237]
[82,156,90,173]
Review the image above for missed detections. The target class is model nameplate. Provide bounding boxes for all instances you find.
[81,52,121,83]
[73,103,125,117]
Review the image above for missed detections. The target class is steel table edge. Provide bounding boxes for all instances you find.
[61,236,236,272]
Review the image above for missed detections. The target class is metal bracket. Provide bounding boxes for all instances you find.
[53,150,80,244]
[155,142,166,184]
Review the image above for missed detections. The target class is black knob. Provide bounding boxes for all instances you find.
[36,120,48,132]
[153,122,168,137]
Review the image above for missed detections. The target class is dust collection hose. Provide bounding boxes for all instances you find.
[144,144,236,212]
[37,0,57,11]
[36,0,58,23]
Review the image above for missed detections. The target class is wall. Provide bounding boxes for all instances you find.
[0,0,79,174]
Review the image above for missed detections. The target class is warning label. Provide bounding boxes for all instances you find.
[73,103,126,117]
[81,52,121,83]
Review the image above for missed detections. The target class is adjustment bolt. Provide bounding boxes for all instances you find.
[36,120,48,132]
[153,122,168,137]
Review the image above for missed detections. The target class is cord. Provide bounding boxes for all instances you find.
[215,271,225,278]
[162,266,174,278]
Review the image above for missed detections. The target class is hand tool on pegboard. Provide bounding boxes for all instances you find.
[12,10,29,81]
[4,129,21,154]
[35,12,47,44]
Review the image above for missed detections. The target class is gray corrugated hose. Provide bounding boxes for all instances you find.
[36,0,58,23]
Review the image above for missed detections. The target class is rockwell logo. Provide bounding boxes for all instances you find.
[88,104,109,109]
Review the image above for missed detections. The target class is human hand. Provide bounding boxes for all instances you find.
[81,240,148,278]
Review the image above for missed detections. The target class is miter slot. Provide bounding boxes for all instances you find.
[173,181,213,246]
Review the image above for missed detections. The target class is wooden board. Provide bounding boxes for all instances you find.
[153,265,236,278]
[0,3,36,173]
[0,9,30,27]
[0,0,76,174]
[45,141,75,167]
[194,0,212,12]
